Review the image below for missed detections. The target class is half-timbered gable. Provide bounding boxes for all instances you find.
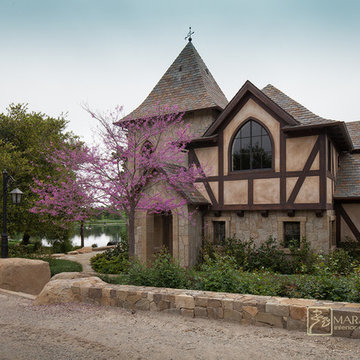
[189,81,353,252]
[131,40,359,267]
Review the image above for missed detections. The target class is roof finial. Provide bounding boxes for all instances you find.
[185,26,194,42]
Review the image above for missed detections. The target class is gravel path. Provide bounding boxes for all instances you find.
[58,251,102,273]
[0,292,359,360]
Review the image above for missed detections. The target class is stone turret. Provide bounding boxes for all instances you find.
[124,41,228,137]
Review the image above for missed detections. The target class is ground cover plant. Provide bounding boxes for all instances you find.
[96,236,360,303]
[44,258,83,276]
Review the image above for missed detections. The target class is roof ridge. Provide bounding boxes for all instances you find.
[123,42,228,120]
[262,84,336,126]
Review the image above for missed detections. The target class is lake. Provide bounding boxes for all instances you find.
[42,223,126,248]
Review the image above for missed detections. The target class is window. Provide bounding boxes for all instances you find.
[231,120,272,171]
[213,221,225,244]
[283,222,300,248]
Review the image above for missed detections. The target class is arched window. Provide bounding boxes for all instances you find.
[231,120,272,171]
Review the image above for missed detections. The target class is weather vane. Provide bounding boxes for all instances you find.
[185,27,194,42]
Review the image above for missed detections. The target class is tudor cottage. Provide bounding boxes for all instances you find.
[130,39,360,268]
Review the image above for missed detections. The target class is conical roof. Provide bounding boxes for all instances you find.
[124,41,228,120]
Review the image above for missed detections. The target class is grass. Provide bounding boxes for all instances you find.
[44,258,83,276]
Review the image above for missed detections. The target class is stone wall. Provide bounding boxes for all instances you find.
[62,280,360,339]
[135,203,202,268]
[205,210,334,253]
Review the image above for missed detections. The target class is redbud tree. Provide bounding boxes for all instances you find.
[30,142,97,247]
[32,105,204,257]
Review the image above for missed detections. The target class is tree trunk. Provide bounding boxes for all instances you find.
[80,220,85,248]
[128,210,135,259]
[22,233,30,245]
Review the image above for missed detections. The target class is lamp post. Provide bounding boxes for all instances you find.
[2,170,23,258]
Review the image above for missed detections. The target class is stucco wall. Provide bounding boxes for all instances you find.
[294,176,320,204]
[341,203,360,242]
[194,147,218,176]
[253,178,280,204]
[223,98,280,174]
[286,136,318,171]
[224,180,248,204]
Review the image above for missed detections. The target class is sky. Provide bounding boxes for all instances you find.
[0,0,359,144]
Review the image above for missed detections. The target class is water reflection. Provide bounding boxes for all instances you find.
[42,223,125,248]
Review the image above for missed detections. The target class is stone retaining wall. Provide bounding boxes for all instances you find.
[69,282,360,339]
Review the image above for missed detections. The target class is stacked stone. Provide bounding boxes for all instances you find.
[35,274,360,339]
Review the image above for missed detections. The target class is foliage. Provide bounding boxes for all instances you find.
[0,103,77,242]
[43,258,83,277]
[201,236,320,275]
[51,239,74,254]
[93,248,187,289]
[91,237,130,274]
[79,105,204,257]
[30,141,98,247]
[95,234,360,303]
[315,248,358,276]
[191,254,240,292]
[128,250,188,289]
[103,262,360,303]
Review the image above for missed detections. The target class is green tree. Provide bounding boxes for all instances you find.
[0,104,77,243]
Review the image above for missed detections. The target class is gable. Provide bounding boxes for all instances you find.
[223,98,281,174]
[205,80,298,136]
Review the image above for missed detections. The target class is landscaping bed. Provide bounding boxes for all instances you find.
[93,237,360,304]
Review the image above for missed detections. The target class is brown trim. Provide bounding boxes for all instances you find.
[187,135,218,149]
[335,202,341,247]
[204,80,298,136]
[338,203,360,241]
[196,170,320,183]
[333,197,360,202]
[280,130,286,205]
[251,95,292,127]
[319,134,327,208]
[218,131,224,205]
[227,117,275,174]
[327,172,335,181]
[210,203,331,211]
[287,137,320,204]
[189,149,218,206]
[283,121,353,152]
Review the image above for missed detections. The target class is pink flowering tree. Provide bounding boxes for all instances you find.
[31,105,204,257]
[84,105,204,257]
[30,142,97,247]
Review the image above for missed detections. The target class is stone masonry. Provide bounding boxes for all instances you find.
[36,274,360,339]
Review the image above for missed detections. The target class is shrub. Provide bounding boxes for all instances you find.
[193,254,240,292]
[127,250,187,289]
[324,248,357,275]
[287,237,317,274]
[91,244,130,274]
[52,239,73,254]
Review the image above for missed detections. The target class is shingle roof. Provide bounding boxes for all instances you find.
[334,152,360,198]
[162,164,209,205]
[262,84,335,126]
[124,41,228,120]
[345,121,360,151]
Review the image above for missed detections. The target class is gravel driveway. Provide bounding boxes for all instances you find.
[0,291,359,360]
